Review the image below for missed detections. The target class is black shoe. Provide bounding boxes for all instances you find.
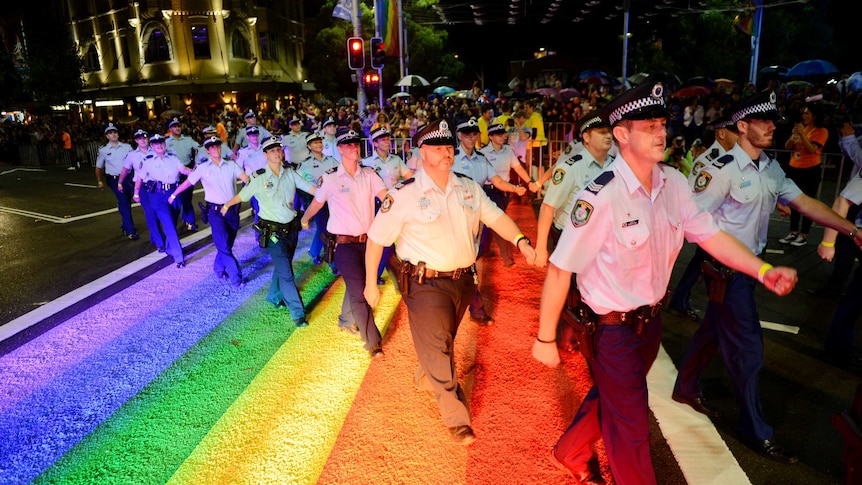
[339,325,360,336]
[331,266,340,276]
[448,425,476,446]
[273,301,287,310]
[127,233,139,241]
[471,312,494,326]
[669,306,701,321]
[369,345,383,359]
[176,262,185,269]
[157,247,166,253]
[743,437,798,464]
[672,392,721,418]
[186,223,198,231]
[312,255,322,265]
[548,450,605,484]
[377,277,385,285]
[231,280,246,289]
[295,318,309,328]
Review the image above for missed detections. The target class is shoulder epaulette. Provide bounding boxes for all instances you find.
[565,153,583,166]
[454,172,471,180]
[145,154,154,159]
[707,148,720,161]
[255,168,266,176]
[454,148,461,156]
[393,178,416,190]
[712,154,733,169]
[325,167,338,174]
[475,150,488,159]
[585,171,615,194]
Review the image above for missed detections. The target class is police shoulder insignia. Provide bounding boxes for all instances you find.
[564,144,573,155]
[325,167,338,174]
[381,193,395,213]
[712,154,733,169]
[255,168,266,176]
[708,148,720,160]
[145,154,154,159]
[454,148,461,156]
[552,168,566,185]
[393,178,415,190]
[454,172,471,180]
[691,161,705,177]
[571,199,594,227]
[693,171,712,193]
[585,170,615,194]
[565,153,582,166]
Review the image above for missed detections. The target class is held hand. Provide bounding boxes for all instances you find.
[364,284,381,308]
[300,219,310,230]
[534,246,550,268]
[220,206,228,216]
[528,181,539,193]
[168,194,175,203]
[817,244,836,262]
[762,266,798,296]
[776,203,791,217]
[116,183,123,192]
[133,193,140,202]
[515,185,527,196]
[532,340,561,368]
[518,241,537,266]
[97,181,105,190]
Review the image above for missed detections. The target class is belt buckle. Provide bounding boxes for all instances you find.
[619,311,628,323]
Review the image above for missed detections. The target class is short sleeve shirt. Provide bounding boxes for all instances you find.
[361,151,410,189]
[283,131,310,164]
[479,143,520,182]
[96,142,133,176]
[550,159,718,314]
[234,125,272,149]
[315,165,386,236]
[137,153,187,184]
[452,146,495,185]
[125,147,151,177]
[238,165,314,223]
[165,135,201,166]
[236,144,267,176]
[298,154,340,186]
[187,158,244,204]
[543,151,613,230]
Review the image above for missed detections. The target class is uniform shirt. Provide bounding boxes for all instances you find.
[315,165,386,237]
[691,144,803,255]
[137,153,187,184]
[544,151,614,230]
[838,134,862,204]
[124,147,151,175]
[283,131,310,164]
[196,144,232,166]
[298,154,339,186]
[452,145,495,185]
[237,165,314,224]
[479,143,521,182]
[554,141,583,167]
[688,141,730,182]
[368,171,506,272]
[361,150,411,189]
[236,144,267,176]
[186,158,244,204]
[322,136,342,162]
[96,141,133,176]
[166,134,201,167]
[234,124,272,149]
[405,147,423,172]
[550,158,718,315]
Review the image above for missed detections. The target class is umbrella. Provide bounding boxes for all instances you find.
[533,87,562,101]
[627,72,650,85]
[783,80,813,92]
[160,109,183,119]
[580,76,609,86]
[673,85,712,98]
[337,97,357,106]
[653,72,682,89]
[844,71,862,93]
[759,65,789,77]
[446,89,476,100]
[560,87,581,100]
[684,76,715,87]
[119,115,139,123]
[578,69,608,80]
[786,59,839,78]
[432,85,456,95]
[432,76,455,86]
[395,75,430,87]
[714,78,736,85]
[390,92,411,100]
[612,77,631,90]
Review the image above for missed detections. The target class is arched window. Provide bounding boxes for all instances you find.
[231,27,251,59]
[144,25,171,63]
[84,44,101,72]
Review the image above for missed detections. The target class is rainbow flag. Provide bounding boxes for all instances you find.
[375,0,399,56]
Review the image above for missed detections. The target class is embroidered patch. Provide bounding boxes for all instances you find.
[552,168,566,185]
[694,171,712,193]
[691,161,705,176]
[381,194,394,213]
[564,144,573,155]
[571,199,594,227]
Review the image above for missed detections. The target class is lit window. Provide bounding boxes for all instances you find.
[191,25,211,59]
[145,28,171,63]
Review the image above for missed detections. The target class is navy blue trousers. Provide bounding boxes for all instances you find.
[825,261,862,358]
[140,190,183,264]
[266,228,305,321]
[334,242,381,351]
[177,173,196,226]
[209,205,241,284]
[106,176,136,235]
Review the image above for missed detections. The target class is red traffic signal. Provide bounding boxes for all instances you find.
[364,72,380,89]
[347,37,364,70]
[370,37,385,69]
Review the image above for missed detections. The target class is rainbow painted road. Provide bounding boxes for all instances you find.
[0,222,402,485]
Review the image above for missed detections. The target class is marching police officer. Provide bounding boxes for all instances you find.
[301,128,388,357]
[297,132,339,265]
[221,135,316,326]
[232,109,271,154]
[132,133,191,268]
[673,91,862,464]
[363,119,537,445]
[321,116,341,162]
[195,125,232,166]
[283,117,309,166]
[532,81,798,484]
[165,117,202,231]
[95,122,136,240]
[118,129,152,244]
[170,136,249,287]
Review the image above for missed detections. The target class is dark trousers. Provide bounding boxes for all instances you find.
[266,228,305,320]
[479,187,513,265]
[209,205,241,284]
[824,205,861,293]
[669,247,705,311]
[675,272,772,440]
[403,274,475,427]
[334,242,381,350]
[786,165,822,235]
[140,190,183,264]
[556,315,663,485]
[310,203,330,259]
[177,173,196,226]
[106,175,136,235]
[825,261,862,358]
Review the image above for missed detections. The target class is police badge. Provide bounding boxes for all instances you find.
[693,171,712,193]
[381,194,394,213]
[571,199,594,227]
[552,168,566,185]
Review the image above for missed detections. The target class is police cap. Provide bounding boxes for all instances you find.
[414,119,455,147]
[104,122,119,134]
[261,135,283,152]
[606,82,672,126]
[335,128,362,145]
[729,90,784,124]
[456,118,481,134]
[305,132,323,145]
[487,123,507,136]
[370,126,390,142]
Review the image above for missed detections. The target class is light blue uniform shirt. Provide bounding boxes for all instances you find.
[234,125,271,149]
[283,131,310,164]
[236,144,267,176]
[137,153,187,184]
[452,145,495,185]
[543,151,613,230]
[187,158,244,204]
[124,147,151,174]
[361,151,410,189]
[479,143,520,182]
[691,144,803,254]
[237,165,315,224]
[166,134,201,166]
[298,154,339,186]
[322,136,341,162]
[96,141,133,176]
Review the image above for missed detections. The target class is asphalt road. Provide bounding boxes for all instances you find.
[1,164,860,484]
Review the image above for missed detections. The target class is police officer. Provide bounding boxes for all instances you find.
[234,125,267,225]
[480,122,540,267]
[535,112,613,267]
[221,135,316,326]
[165,117,202,231]
[453,117,526,324]
[283,117,309,166]
[532,82,799,484]
[170,136,249,287]
[132,133,191,268]
[321,116,341,162]
[95,122,136,240]
[667,114,739,319]
[673,91,862,464]
[232,109,271,154]
[195,125,232,166]
[363,119,537,445]
[300,128,388,357]
[118,129,152,244]
[297,132,339,266]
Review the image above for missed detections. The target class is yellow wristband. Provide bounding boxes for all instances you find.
[757,263,773,283]
[820,241,835,248]
[513,233,525,246]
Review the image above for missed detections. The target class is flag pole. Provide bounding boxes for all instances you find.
[353,0,366,113]
[749,0,764,88]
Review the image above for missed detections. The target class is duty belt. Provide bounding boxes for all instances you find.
[146,181,178,193]
[204,201,227,213]
[410,263,474,280]
[592,290,670,327]
[334,234,368,244]
[259,217,299,234]
[483,184,505,195]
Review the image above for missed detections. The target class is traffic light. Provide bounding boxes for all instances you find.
[364,72,380,90]
[347,37,364,70]
[370,37,385,69]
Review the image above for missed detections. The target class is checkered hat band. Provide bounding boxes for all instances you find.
[732,102,775,123]
[580,116,602,133]
[610,97,664,124]
[417,128,453,146]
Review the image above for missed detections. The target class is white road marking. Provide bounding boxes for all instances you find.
[0,168,46,176]
[760,321,800,334]
[649,345,752,484]
[65,183,98,188]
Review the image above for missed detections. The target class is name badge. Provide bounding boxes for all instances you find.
[419,198,431,209]
[623,219,639,228]
[740,180,752,188]
[340,187,350,193]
